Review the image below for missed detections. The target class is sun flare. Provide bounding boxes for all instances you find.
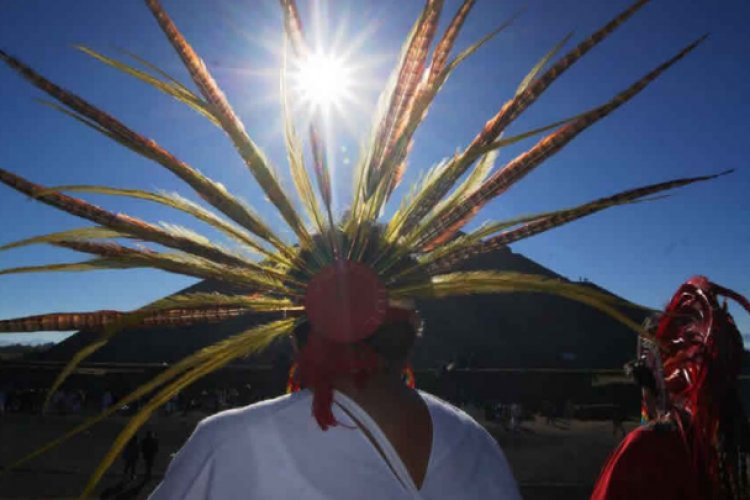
[293,51,353,112]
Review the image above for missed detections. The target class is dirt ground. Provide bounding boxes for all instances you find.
[0,411,635,499]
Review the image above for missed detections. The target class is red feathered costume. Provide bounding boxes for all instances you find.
[592,277,750,500]
[591,421,704,499]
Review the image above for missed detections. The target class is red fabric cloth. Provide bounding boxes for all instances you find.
[295,306,421,430]
[296,333,380,430]
[591,424,706,500]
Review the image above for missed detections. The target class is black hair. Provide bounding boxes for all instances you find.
[365,319,418,367]
[291,315,419,368]
[626,360,657,393]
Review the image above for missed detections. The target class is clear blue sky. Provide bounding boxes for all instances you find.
[1,0,748,346]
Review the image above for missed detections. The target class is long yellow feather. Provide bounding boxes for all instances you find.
[280,40,325,237]
[391,271,646,333]
[0,259,132,276]
[74,45,219,126]
[5,318,297,478]
[42,185,284,264]
[145,0,312,247]
[80,318,297,497]
[0,227,123,252]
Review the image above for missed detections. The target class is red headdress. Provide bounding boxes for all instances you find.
[295,260,422,430]
[654,276,750,496]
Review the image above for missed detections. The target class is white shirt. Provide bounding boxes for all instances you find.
[149,390,520,499]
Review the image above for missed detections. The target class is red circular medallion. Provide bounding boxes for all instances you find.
[304,260,388,343]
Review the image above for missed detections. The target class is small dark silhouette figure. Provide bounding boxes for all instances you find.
[611,405,625,438]
[541,400,556,425]
[141,431,159,479]
[122,434,139,481]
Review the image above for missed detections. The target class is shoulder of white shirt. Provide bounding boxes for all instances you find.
[419,391,493,435]
[189,391,311,451]
[419,391,502,455]
[190,390,497,455]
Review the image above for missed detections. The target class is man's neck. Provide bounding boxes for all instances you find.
[334,370,410,410]
[332,369,433,489]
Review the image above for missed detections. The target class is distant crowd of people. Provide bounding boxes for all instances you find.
[0,385,258,417]
[1,378,634,432]
[0,387,57,414]
[483,402,525,431]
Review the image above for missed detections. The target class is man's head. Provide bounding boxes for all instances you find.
[291,302,422,374]
[627,359,657,393]
[629,315,668,421]
[626,358,659,420]
[291,222,425,357]
[286,224,429,429]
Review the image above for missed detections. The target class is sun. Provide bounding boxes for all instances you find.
[293,51,353,113]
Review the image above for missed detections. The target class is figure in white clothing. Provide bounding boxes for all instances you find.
[149,220,522,498]
[151,308,522,499]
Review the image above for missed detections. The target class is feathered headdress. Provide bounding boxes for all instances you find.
[0,0,727,495]
[654,277,750,498]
